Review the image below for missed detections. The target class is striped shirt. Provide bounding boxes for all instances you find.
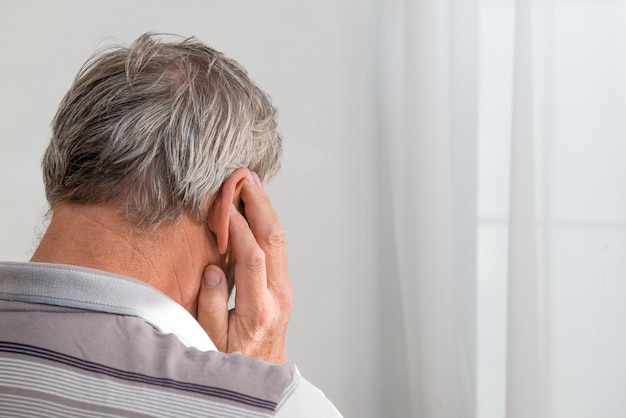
[0,262,342,417]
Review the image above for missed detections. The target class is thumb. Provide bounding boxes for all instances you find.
[197,265,229,351]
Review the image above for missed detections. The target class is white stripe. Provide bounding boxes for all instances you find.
[0,393,120,418]
[0,367,266,418]
[0,366,266,418]
[0,358,271,418]
[1,362,174,416]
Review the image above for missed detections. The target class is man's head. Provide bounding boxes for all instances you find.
[43,33,282,228]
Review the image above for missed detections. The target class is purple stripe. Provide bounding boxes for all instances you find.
[0,341,276,411]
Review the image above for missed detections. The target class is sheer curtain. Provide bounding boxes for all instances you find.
[379,0,477,416]
[379,0,626,417]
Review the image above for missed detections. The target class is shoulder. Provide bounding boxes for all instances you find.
[0,300,298,416]
[275,370,343,418]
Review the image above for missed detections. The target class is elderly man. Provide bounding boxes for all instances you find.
[0,33,341,417]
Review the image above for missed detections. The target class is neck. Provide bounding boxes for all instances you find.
[30,203,217,317]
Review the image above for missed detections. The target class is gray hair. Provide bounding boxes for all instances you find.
[43,33,282,227]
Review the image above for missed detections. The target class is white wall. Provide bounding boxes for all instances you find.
[0,1,383,416]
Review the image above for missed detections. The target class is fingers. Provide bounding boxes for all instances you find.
[202,170,292,363]
[239,172,290,297]
[197,265,229,351]
[228,205,269,315]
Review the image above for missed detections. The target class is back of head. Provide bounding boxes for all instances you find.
[43,33,282,227]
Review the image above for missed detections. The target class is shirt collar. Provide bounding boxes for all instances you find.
[0,261,217,352]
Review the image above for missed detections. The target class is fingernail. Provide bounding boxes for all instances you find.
[252,172,262,187]
[246,169,255,184]
[230,204,237,215]
[203,268,222,286]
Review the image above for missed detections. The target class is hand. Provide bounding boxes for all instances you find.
[197,171,292,363]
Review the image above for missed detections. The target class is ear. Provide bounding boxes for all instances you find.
[209,168,249,255]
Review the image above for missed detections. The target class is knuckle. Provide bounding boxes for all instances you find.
[257,309,273,326]
[249,300,273,326]
[267,227,286,248]
[285,292,293,309]
[280,292,293,315]
[246,248,266,270]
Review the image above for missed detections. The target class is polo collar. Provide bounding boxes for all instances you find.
[0,261,217,352]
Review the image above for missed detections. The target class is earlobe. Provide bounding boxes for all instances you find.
[210,168,249,254]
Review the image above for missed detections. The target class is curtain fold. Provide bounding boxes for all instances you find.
[506,0,550,417]
[380,0,478,416]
